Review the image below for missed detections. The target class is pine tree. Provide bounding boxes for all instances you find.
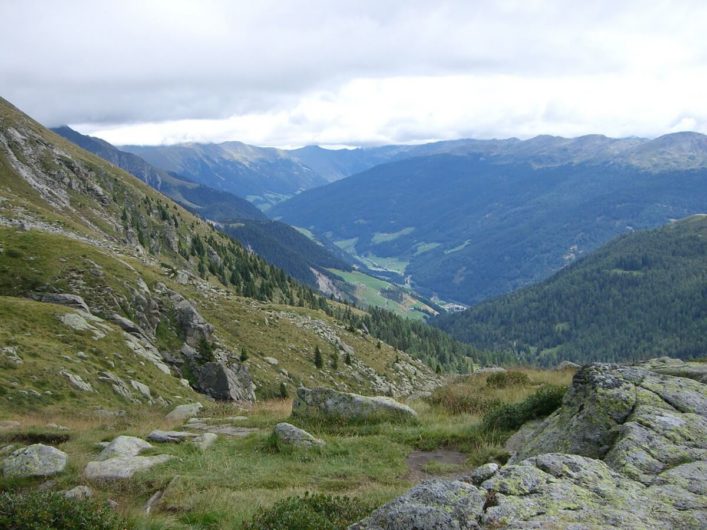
[314,345,323,369]
[240,347,249,362]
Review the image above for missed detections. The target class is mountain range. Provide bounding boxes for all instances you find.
[271,133,707,305]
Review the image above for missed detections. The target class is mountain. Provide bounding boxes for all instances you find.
[271,134,707,305]
[433,215,707,365]
[122,141,328,211]
[52,126,365,289]
[52,126,266,222]
[0,96,491,415]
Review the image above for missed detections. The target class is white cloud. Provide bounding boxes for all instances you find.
[2,0,707,146]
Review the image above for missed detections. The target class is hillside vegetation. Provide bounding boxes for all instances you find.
[434,215,707,366]
[272,138,707,305]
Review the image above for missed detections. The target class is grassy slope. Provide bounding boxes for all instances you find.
[0,368,574,528]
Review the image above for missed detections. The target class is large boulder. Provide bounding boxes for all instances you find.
[166,402,203,421]
[171,294,213,347]
[3,444,68,478]
[352,358,707,529]
[84,455,173,481]
[273,422,325,449]
[292,387,417,423]
[97,435,152,460]
[193,362,255,402]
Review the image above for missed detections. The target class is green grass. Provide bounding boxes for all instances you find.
[370,227,415,245]
[326,269,430,320]
[0,366,573,529]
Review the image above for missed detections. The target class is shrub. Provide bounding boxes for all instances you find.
[427,384,501,415]
[0,491,121,530]
[485,371,530,389]
[242,492,372,530]
[482,384,567,431]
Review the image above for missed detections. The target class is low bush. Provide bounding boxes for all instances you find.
[482,384,567,432]
[485,371,530,389]
[0,491,122,530]
[242,492,373,530]
[427,385,501,415]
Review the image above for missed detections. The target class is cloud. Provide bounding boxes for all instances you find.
[2,0,707,146]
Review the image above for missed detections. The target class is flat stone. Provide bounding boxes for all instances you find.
[38,293,90,312]
[84,455,173,481]
[292,387,417,423]
[147,430,199,443]
[3,444,68,478]
[130,379,152,399]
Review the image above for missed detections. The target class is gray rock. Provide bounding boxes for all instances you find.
[97,435,152,460]
[1,346,23,366]
[264,356,279,366]
[351,479,485,530]
[468,463,499,485]
[354,359,707,529]
[144,490,163,514]
[59,311,106,339]
[97,371,135,401]
[37,293,90,312]
[274,422,325,449]
[59,369,93,392]
[3,444,68,478]
[84,455,173,481]
[166,402,203,421]
[130,379,152,399]
[63,485,93,500]
[110,313,142,334]
[147,430,199,443]
[172,295,213,346]
[193,432,218,451]
[292,387,417,423]
[193,362,255,402]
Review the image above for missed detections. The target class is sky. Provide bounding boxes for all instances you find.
[2,0,707,148]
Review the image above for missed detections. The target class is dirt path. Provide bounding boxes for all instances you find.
[404,449,471,482]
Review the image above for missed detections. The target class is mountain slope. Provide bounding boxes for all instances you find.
[0,96,465,410]
[433,215,707,365]
[52,126,266,222]
[272,140,707,304]
[122,141,327,210]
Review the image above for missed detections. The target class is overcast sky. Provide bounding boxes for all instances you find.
[2,0,707,147]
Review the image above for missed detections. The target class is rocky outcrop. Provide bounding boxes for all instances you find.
[35,292,90,312]
[3,444,68,478]
[193,361,255,402]
[292,387,417,423]
[352,358,707,529]
[273,422,325,449]
[170,293,214,347]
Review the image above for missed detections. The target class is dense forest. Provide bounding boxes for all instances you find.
[433,215,707,366]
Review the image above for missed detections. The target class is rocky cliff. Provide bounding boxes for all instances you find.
[353,357,707,529]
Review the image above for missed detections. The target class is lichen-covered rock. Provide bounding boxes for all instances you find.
[353,359,707,529]
[350,479,485,530]
[166,402,203,421]
[273,422,325,448]
[84,455,173,481]
[292,387,417,423]
[97,435,152,460]
[509,361,707,463]
[193,361,255,402]
[467,463,498,485]
[3,444,67,478]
